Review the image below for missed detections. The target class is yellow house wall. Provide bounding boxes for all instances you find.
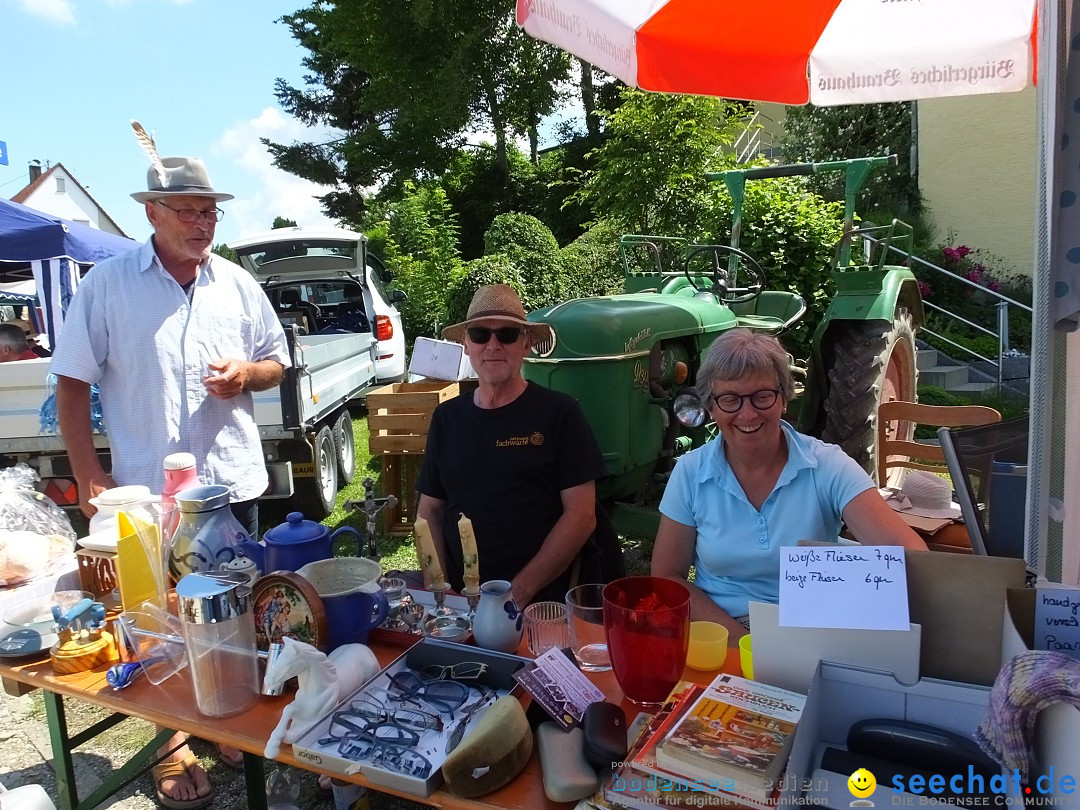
[917,89,1038,278]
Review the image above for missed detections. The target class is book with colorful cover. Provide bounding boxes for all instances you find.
[653,674,805,802]
[600,680,781,810]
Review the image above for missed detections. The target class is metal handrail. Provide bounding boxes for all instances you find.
[865,232,1032,391]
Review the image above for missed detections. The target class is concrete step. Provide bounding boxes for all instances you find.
[916,348,941,370]
[918,364,971,389]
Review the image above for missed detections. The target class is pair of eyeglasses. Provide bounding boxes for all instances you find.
[710,388,781,413]
[416,662,488,681]
[153,200,224,223]
[385,670,469,713]
[466,326,522,345]
[348,696,443,731]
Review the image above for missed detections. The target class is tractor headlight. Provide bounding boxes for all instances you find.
[673,393,707,428]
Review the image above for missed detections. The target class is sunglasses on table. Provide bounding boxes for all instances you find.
[466,326,523,344]
[710,388,782,413]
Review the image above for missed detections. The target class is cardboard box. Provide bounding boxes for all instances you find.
[408,337,474,382]
[290,638,531,797]
[785,662,1003,808]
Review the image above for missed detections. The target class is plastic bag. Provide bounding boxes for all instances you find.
[0,464,77,541]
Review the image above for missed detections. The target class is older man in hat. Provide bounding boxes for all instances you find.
[51,154,288,807]
[416,284,608,606]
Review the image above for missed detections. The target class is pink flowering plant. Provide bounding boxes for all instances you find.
[914,233,1032,355]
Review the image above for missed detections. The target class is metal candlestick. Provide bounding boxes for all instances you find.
[429,582,455,617]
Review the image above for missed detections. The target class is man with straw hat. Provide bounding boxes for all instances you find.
[417,284,608,605]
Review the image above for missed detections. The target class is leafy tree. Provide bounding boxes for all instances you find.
[778,103,920,216]
[369,182,464,341]
[568,88,741,237]
[212,243,238,263]
[272,217,298,229]
[559,219,626,298]
[266,0,572,223]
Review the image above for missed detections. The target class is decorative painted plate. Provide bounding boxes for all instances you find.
[251,572,327,652]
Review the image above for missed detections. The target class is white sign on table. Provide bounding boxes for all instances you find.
[1034,586,1080,661]
[779,545,910,630]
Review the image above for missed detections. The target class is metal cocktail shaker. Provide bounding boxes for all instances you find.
[176,572,259,718]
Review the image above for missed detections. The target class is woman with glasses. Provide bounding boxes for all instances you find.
[651,329,925,640]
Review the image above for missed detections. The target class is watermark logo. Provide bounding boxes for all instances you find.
[849,769,878,806]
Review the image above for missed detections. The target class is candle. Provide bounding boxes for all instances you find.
[412,516,445,589]
[458,513,480,592]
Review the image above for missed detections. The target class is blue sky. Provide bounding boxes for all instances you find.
[1,0,339,246]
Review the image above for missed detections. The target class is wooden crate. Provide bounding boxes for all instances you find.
[366,381,460,455]
[381,454,424,536]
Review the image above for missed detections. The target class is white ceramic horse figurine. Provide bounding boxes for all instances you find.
[263,637,380,759]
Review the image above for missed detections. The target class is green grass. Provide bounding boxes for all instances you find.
[258,407,421,572]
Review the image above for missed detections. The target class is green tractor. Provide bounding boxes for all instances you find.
[522,157,923,537]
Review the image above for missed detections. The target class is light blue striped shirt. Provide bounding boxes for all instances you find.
[659,421,873,618]
[51,239,290,501]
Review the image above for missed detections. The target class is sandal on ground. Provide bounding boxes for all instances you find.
[152,753,213,810]
[216,743,245,771]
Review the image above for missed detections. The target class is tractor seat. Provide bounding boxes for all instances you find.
[730,291,807,335]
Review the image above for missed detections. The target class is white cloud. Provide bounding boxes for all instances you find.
[19,0,76,24]
[210,108,341,242]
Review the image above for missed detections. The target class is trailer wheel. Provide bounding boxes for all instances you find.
[295,425,338,519]
[333,409,356,485]
[820,310,918,480]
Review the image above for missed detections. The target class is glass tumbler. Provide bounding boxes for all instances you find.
[523,601,570,656]
[603,576,690,707]
[565,583,611,671]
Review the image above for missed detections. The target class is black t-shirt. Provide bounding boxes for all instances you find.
[417,381,606,601]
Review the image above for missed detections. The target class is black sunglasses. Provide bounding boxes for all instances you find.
[467,326,523,345]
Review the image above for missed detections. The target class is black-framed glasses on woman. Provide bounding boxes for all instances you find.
[711,388,781,413]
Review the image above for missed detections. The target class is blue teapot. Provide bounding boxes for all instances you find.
[241,512,359,575]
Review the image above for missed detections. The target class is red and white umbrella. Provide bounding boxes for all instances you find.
[517,0,1038,105]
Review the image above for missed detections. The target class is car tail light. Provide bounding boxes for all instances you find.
[375,315,394,341]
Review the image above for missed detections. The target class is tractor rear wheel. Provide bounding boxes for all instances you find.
[820,310,918,480]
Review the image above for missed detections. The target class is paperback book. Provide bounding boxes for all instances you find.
[602,680,782,810]
[654,674,805,802]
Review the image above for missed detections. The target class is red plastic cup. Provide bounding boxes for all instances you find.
[603,576,691,706]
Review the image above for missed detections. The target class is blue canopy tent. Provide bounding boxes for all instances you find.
[0,196,137,346]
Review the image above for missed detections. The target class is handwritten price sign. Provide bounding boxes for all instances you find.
[778,545,910,630]
[1033,587,1080,661]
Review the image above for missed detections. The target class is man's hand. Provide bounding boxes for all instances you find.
[79,472,117,518]
[203,358,248,399]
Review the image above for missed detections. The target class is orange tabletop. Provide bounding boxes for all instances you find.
[0,638,740,809]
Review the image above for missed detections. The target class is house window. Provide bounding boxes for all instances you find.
[55,178,66,193]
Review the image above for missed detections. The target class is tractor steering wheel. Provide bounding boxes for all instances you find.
[682,245,767,304]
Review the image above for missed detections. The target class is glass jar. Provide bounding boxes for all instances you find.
[176,572,259,718]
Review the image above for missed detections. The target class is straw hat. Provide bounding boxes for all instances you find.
[131,157,234,203]
[442,284,555,347]
[885,470,962,519]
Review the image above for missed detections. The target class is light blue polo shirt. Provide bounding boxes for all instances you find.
[659,421,874,618]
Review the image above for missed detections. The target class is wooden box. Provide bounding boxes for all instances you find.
[366,381,460,455]
[76,548,119,599]
[381,454,424,535]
